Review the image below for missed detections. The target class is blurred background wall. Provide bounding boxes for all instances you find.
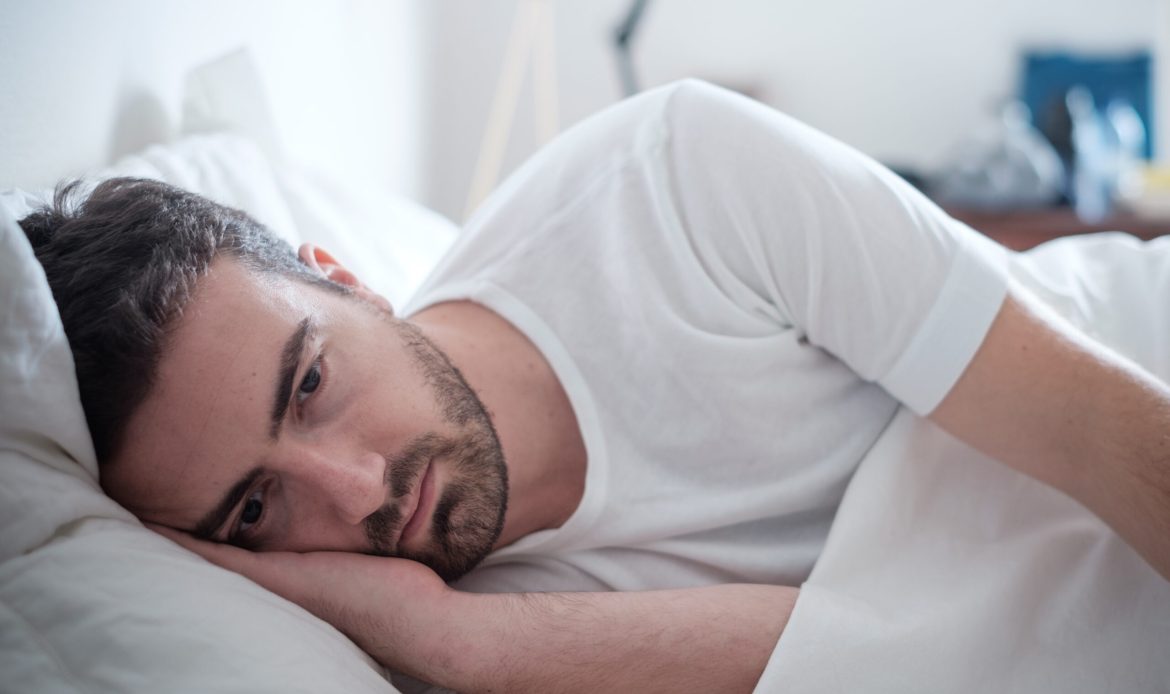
[420,0,1168,221]
[0,0,423,197]
[2,0,1166,223]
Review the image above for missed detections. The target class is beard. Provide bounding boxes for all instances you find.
[362,319,508,582]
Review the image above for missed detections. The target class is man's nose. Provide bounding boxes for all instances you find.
[306,449,387,525]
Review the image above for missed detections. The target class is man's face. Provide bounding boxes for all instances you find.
[101,257,507,581]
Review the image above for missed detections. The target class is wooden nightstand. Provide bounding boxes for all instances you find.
[945,207,1170,251]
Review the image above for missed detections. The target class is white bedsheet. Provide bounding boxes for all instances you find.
[758,233,1170,692]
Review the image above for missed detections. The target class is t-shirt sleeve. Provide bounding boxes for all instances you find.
[659,80,1009,415]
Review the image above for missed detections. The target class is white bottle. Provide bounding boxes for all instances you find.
[1106,98,1147,205]
[1067,86,1111,223]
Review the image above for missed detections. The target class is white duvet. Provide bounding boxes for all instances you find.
[760,233,1170,692]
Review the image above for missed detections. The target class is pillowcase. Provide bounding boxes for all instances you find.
[0,202,129,563]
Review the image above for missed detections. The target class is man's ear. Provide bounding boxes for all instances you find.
[298,243,394,315]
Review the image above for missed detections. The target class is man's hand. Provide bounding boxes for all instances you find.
[152,526,798,693]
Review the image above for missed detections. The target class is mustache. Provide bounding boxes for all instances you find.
[364,433,459,555]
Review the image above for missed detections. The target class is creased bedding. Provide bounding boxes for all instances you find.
[757,232,1170,693]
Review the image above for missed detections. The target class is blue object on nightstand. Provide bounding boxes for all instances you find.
[1021,51,1153,161]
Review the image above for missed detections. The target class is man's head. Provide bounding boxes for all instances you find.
[20,178,507,580]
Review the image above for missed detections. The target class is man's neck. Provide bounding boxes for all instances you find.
[410,300,586,549]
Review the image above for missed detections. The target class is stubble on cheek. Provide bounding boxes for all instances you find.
[360,317,508,579]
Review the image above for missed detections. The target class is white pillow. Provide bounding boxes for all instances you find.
[275,164,460,310]
[71,130,457,310]
[0,203,128,564]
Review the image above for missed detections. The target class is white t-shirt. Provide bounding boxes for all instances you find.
[404,80,1007,595]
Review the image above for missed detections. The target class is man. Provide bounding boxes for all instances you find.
[20,80,1170,692]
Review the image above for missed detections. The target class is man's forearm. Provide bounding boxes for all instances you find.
[932,288,1170,580]
[418,584,798,694]
[1061,351,1170,579]
[153,529,798,692]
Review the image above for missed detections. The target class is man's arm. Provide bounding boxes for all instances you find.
[930,285,1170,581]
[440,583,796,693]
[155,528,797,693]
[658,83,1170,578]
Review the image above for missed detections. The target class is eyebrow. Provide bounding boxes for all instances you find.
[193,466,264,541]
[270,317,314,440]
[190,318,312,542]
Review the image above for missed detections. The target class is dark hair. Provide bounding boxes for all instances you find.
[19,177,342,464]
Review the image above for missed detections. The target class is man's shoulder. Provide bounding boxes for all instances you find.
[468,79,735,221]
[402,80,745,315]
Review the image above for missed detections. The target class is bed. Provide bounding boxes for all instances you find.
[3,12,1170,694]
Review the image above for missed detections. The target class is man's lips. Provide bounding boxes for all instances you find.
[398,461,436,550]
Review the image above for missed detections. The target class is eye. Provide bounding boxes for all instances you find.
[297,358,323,404]
[237,489,264,534]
